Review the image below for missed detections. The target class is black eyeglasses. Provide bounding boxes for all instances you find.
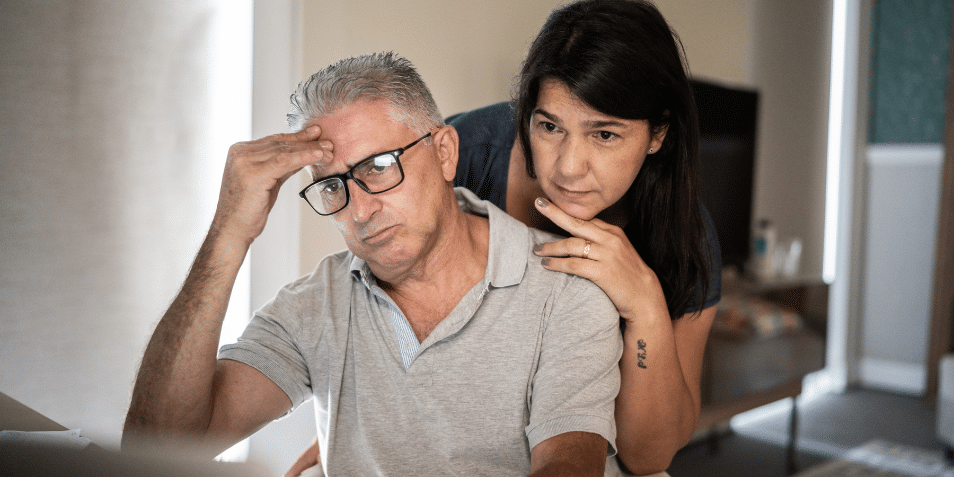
[299,132,431,216]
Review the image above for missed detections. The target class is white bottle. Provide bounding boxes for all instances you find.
[750,219,777,280]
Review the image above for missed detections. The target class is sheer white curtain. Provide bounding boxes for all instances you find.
[0,1,252,449]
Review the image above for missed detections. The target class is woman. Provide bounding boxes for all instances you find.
[288,0,720,475]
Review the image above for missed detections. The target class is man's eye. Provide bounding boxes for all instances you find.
[320,181,342,194]
[364,155,396,175]
[598,131,617,141]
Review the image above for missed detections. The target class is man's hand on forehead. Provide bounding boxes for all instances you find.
[211,125,335,244]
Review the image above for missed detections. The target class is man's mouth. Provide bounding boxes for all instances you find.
[360,224,397,244]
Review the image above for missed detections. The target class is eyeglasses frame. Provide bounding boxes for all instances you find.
[299,132,432,216]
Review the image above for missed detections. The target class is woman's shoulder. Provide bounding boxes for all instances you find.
[447,102,517,209]
[445,101,517,149]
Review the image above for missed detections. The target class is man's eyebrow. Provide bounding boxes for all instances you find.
[312,148,387,180]
[533,107,628,129]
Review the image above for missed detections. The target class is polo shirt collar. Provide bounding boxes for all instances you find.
[454,187,527,288]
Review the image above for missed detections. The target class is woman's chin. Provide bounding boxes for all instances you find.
[551,199,600,221]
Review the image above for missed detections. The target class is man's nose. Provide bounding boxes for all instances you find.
[346,180,380,223]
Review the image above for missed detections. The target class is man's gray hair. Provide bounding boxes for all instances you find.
[287,52,444,135]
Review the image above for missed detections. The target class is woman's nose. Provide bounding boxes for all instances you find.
[555,136,589,178]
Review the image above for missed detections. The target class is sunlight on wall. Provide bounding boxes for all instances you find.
[208,0,253,463]
[208,0,253,350]
[823,0,847,284]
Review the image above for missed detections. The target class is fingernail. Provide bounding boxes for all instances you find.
[536,198,549,208]
[533,244,543,253]
[541,258,551,267]
[307,125,320,133]
[320,141,333,149]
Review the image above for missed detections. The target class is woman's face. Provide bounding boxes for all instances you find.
[529,78,665,221]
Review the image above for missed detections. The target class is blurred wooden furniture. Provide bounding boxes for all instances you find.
[697,273,828,473]
[0,392,68,433]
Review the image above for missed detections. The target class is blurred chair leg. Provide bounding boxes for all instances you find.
[706,429,721,455]
[786,396,799,475]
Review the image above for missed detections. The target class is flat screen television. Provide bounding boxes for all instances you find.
[691,79,760,274]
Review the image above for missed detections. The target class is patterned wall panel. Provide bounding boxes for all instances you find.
[870,0,952,144]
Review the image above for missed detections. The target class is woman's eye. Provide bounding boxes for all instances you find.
[537,121,558,133]
[598,131,618,141]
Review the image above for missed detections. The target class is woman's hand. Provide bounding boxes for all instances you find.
[532,197,667,322]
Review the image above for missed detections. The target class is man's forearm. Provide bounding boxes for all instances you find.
[122,229,248,447]
[530,432,607,477]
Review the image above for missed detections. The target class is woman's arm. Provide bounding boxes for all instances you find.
[531,197,716,474]
[614,305,715,474]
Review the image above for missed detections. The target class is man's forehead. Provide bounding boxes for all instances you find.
[311,100,406,145]
[305,102,411,176]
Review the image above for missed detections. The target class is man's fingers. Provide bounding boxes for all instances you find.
[231,135,334,179]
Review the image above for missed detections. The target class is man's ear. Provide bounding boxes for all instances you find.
[432,125,460,182]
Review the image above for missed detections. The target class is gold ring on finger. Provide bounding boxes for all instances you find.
[582,240,591,260]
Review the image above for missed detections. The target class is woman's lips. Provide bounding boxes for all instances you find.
[553,183,592,200]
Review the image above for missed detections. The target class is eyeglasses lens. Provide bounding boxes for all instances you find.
[354,153,401,190]
[303,151,402,215]
[305,178,347,215]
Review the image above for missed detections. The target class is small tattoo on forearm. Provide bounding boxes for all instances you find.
[637,339,648,369]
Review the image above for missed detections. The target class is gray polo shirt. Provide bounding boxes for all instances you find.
[219,187,622,476]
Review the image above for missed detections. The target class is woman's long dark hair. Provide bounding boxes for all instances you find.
[516,0,710,319]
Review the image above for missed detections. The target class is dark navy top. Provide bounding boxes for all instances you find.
[448,101,722,313]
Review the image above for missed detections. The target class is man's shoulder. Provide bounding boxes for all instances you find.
[255,249,357,334]
[522,229,613,301]
[278,249,356,297]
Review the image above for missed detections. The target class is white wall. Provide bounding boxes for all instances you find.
[656,0,753,85]
[749,1,832,280]
[0,1,252,449]
[859,145,944,394]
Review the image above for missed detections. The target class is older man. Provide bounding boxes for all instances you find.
[123,52,621,476]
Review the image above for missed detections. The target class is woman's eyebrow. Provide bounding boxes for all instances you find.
[584,119,628,129]
[532,108,560,123]
[533,107,627,129]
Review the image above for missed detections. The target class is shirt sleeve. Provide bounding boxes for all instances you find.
[525,276,623,455]
[218,285,313,411]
